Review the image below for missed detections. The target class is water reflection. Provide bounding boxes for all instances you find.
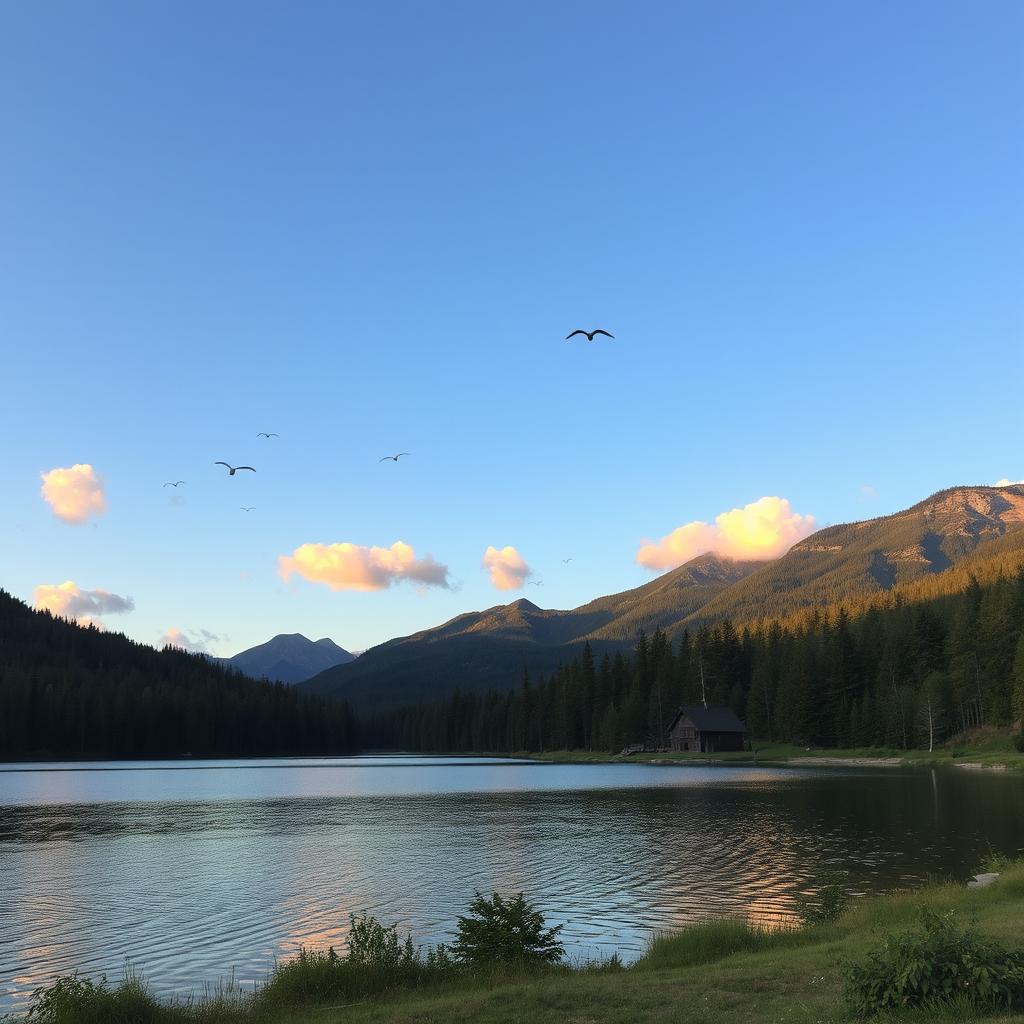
[1,758,1023,1011]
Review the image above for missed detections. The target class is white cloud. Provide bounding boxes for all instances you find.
[860,484,878,498]
[637,496,817,572]
[40,464,107,524]
[34,581,134,628]
[160,628,222,654]
[278,540,450,591]
[482,545,533,591]
[994,478,1023,487]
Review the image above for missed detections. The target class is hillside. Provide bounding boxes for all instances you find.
[684,485,1024,629]
[0,591,358,759]
[301,554,762,708]
[215,633,355,684]
[304,485,1024,710]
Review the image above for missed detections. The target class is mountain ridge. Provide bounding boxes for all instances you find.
[301,484,1024,709]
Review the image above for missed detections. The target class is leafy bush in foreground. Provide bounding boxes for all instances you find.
[844,907,1024,1016]
[453,892,565,966]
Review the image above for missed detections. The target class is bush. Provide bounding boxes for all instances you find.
[844,907,1024,1016]
[1012,731,1024,753]
[452,893,565,966]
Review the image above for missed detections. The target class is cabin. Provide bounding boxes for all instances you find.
[667,705,747,753]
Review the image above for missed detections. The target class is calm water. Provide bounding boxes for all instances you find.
[2,756,1023,1011]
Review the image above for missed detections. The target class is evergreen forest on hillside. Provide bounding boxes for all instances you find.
[365,570,1024,754]
[0,590,359,760]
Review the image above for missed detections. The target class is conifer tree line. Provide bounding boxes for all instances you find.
[365,571,1024,754]
[0,591,359,759]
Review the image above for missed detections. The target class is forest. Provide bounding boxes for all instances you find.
[0,590,359,760]
[364,570,1024,754]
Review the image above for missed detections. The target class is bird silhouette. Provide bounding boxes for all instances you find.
[215,462,256,476]
[163,481,185,488]
[562,557,573,563]
[528,580,544,586]
[565,329,614,342]
[257,432,279,438]
[240,507,256,512]
[379,453,410,462]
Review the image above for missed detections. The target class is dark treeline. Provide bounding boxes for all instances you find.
[0,590,358,759]
[365,572,1024,754]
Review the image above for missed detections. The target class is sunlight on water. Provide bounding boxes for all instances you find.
[1,756,1023,1011]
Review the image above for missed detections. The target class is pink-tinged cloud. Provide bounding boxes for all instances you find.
[482,545,533,591]
[34,581,134,628]
[40,464,106,524]
[160,627,222,654]
[636,496,817,571]
[278,540,450,592]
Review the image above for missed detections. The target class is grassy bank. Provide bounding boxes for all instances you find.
[526,727,1024,772]
[14,862,1024,1024]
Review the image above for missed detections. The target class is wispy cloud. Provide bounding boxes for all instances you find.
[40,464,107,524]
[278,540,450,591]
[637,496,816,571]
[160,627,222,654]
[482,545,533,591]
[860,484,878,499]
[34,581,134,628]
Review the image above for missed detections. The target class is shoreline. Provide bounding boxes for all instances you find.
[525,741,1024,773]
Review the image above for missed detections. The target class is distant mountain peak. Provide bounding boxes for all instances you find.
[219,632,355,684]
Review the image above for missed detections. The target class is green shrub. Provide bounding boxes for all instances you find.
[25,970,162,1024]
[1012,731,1024,753]
[844,907,1024,1016]
[452,893,565,966]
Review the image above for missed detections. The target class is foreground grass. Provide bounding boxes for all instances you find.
[528,727,1024,772]
[16,863,1024,1024]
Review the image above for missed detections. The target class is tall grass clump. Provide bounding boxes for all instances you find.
[844,907,1024,1016]
[639,918,778,970]
[23,969,163,1024]
[256,914,437,1008]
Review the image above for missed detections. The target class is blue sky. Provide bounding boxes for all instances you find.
[1,0,1021,655]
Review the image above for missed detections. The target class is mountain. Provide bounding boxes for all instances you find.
[300,553,762,708]
[217,633,355,684]
[302,484,1024,710]
[675,485,1024,630]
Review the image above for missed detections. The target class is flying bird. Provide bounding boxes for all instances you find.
[379,453,411,462]
[562,557,573,564]
[215,462,256,476]
[240,507,256,512]
[257,432,279,438]
[565,329,614,342]
[528,580,544,586]
[163,481,185,488]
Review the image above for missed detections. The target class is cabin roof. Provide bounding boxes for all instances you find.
[667,705,746,734]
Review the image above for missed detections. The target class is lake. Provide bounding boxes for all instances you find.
[2,756,1023,1011]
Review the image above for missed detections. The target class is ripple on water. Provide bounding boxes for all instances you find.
[2,758,1024,1011]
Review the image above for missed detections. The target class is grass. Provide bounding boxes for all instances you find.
[13,862,1024,1024]
[526,727,1024,771]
